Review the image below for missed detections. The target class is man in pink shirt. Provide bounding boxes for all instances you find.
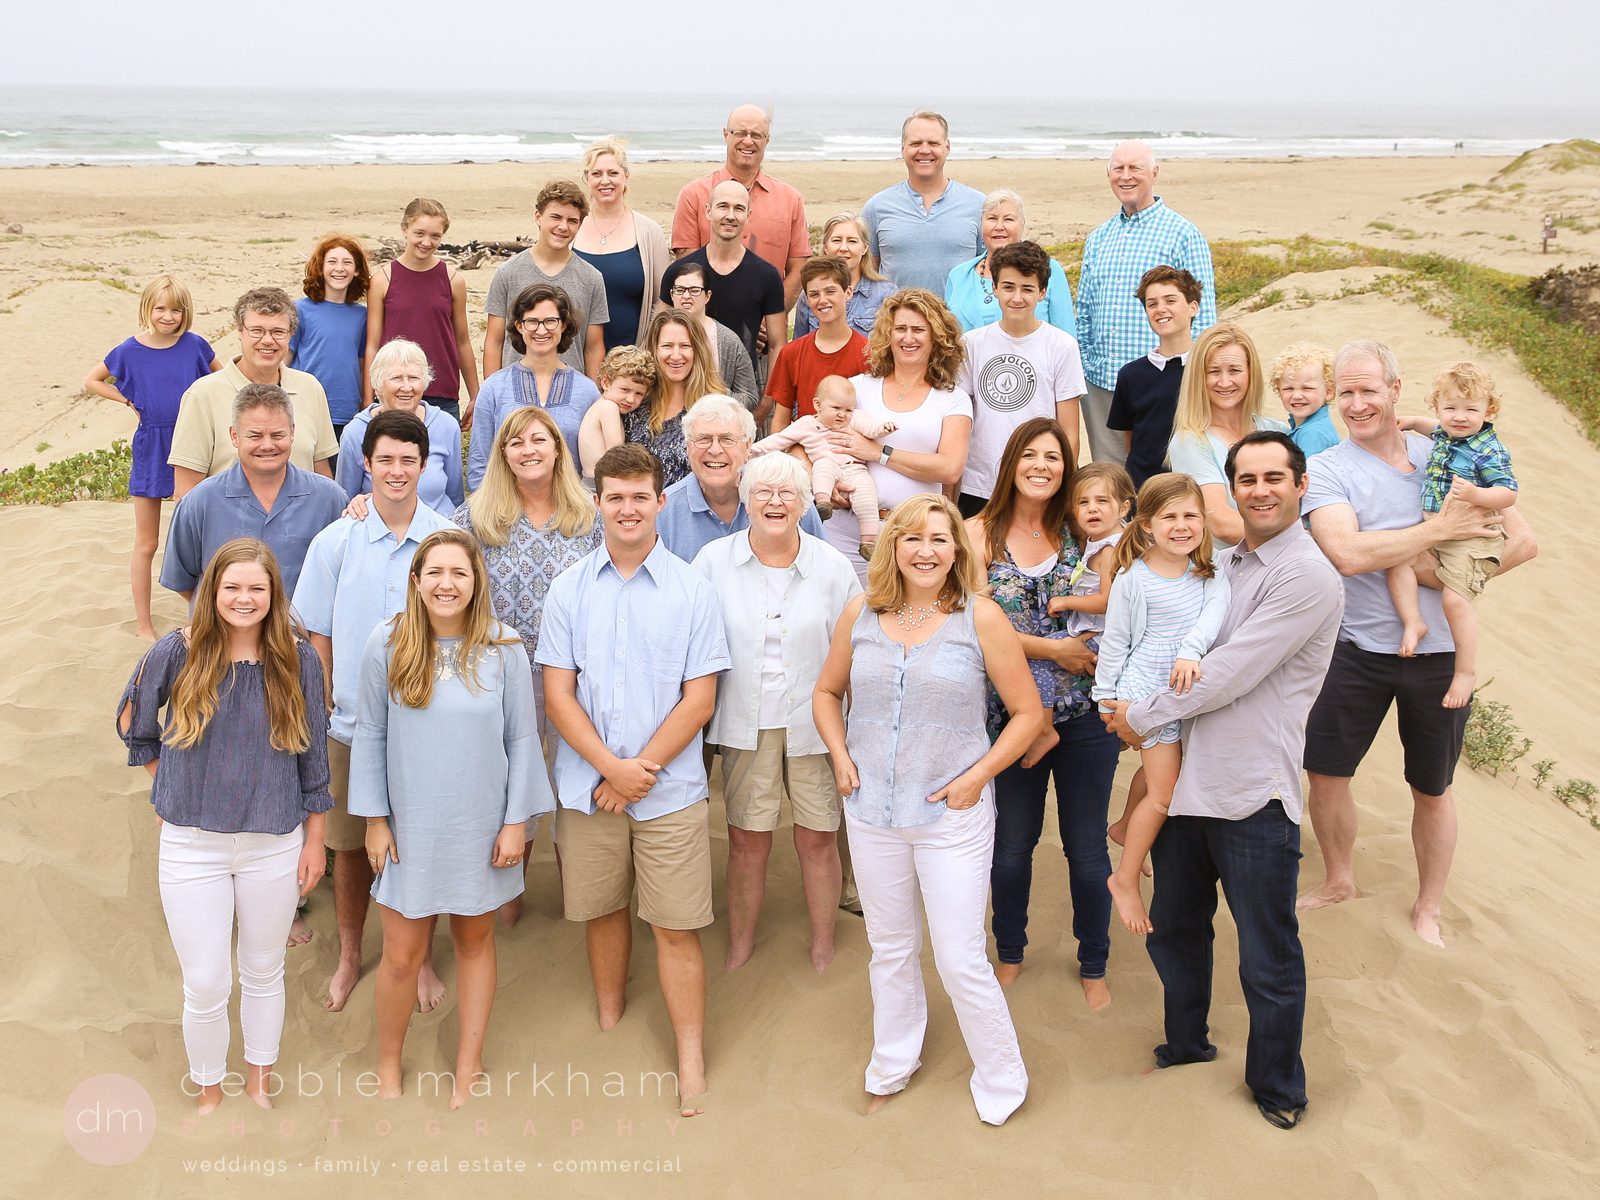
[672,105,812,310]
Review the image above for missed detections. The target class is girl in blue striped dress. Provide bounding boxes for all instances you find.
[1092,473,1230,934]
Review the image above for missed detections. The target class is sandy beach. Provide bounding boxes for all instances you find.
[2,153,1598,1197]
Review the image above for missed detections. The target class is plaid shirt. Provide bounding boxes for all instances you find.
[1077,198,1217,389]
[1422,422,1517,513]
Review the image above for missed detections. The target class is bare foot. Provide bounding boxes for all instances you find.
[450,1063,484,1110]
[598,997,625,1031]
[1398,619,1427,658]
[286,914,313,948]
[376,1060,403,1100]
[1297,882,1357,911]
[135,624,159,643]
[724,942,754,973]
[1411,904,1445,947]
[195,1084,223,1116]
[1107,819,1128,847]
[1108,873,1152,935]
[995,961,1023,988]
[1081,977,1112,1011]
[677,1058,706,1118]
[417,961,447,1013]
[809,939,835,974]
[1442,670,1475,709]
[498,895,524,929]
[323,958,361,1012]
[1021,723,1061,769]
[244,1067,274,1110]
[866,1092,895,1115]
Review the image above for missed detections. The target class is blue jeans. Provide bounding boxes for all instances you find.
[427,395,461,423]
[1146,799,1308,1111]
[990,710,1120,977]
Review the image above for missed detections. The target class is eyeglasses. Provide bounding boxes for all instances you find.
[242,325,291,343]
[749,487,799,503]
[519,316,563,331]
[689,433,745,449]
[727,129,769,143]
[670,286,706,298]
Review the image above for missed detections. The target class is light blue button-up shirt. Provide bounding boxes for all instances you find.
[535,536,731,819]
[160,461,347,598]
[291,501,456,744]
[862,179,986,294]
[1076,197,1217,390]
[656,473,826,562]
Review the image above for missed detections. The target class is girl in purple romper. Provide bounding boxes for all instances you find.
[85,274,220,640]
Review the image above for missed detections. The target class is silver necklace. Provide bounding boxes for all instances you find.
[893,599,944,630]
[592,213,626,246]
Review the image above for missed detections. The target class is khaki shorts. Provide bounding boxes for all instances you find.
[720,729,840,832]
[324,737,369,853]
[554,800,714,930]
[1432,532,1505,600]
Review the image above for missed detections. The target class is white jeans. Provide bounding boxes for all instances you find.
[158,823,303,1086]
[847,801,1028,1125]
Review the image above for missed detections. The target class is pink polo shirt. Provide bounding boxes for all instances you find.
[671,167,812,276]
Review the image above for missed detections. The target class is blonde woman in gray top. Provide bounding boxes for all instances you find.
[813,493,1044,1125]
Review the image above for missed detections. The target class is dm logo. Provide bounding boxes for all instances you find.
[63,1074,156,1165]
[977,354,1037,412]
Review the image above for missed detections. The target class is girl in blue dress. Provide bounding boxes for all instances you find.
[85,274,221,639]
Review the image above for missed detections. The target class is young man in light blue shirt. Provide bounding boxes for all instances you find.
[292,409,455,1013]
[861,111,985,293]
[538,443,731,1117]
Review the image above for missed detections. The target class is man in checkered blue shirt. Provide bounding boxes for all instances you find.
[1077,141,1217,465]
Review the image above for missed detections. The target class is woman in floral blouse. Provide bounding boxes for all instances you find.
[963,417,1120,1008]
[453,404,601,923]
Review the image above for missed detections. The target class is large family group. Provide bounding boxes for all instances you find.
[99,107,1536,1131]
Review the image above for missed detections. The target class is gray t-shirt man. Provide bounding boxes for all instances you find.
[484,251,610,375]
[1301,433,1451,653]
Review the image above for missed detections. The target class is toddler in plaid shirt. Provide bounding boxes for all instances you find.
[1389,362,1518,708]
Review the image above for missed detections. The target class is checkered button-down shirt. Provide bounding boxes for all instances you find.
[1076,198,1217,389]
[1422,422,1517,513]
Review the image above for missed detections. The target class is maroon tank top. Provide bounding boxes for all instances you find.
[382,259,461,398]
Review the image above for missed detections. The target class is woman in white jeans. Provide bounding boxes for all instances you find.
[118,538,330,1114]
[814,494,1044,1124]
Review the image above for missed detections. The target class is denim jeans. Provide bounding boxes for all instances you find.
[990,710,1120,977]
[1146,799,1308,1111]
[428,395,461,423]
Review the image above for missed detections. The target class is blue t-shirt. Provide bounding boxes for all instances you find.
[1301,434,1451,655]
[290,299,368,424]
[103,332,215,426]
[862,180,985,294]
[1288,404,1341,458]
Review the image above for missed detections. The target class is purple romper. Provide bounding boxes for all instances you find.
[102,332,215,497]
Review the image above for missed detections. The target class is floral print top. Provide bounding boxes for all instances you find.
[622,405,690,488]
[982,521,1096,739]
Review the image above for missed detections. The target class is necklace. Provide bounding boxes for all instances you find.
[891,375,922,404]
[892,598,944,630]
[977,260,995,306]
[592,212,626,246]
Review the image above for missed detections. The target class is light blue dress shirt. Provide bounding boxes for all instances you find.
[535,536,731,819]
[1076,198,1218,390]
[944,254,1077,338]
[335,403,463,515]
[291,501,457,744]
[656,473,825,562]
[861,180,986,294]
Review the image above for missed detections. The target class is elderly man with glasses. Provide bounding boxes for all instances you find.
[169,286,338,498]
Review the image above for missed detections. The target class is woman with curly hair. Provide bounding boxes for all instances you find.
[814,288,973,579]
[116,538,331,1114]
[623,309,727,488]
[290,234,372,445]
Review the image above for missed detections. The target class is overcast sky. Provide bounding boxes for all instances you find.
[6,0,1599,111]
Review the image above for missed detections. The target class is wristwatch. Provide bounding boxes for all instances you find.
[878,445,894,467]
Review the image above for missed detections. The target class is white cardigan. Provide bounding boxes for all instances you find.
[1092,559,1231,704]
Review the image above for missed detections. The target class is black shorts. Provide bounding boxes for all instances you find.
[957,492,990,519]
[1303,639,1470,797]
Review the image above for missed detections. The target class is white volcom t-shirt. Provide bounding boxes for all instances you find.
[957,322,1085,500]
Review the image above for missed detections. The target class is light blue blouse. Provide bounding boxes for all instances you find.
[944,254,1077,338]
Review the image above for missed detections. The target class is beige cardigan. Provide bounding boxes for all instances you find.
[631,212,671,346]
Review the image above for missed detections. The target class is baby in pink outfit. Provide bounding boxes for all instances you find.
[751,375,896,556]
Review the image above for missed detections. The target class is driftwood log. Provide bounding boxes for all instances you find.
[367,237,532,268]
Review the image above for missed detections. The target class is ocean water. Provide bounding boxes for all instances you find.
[0,87,1585,168]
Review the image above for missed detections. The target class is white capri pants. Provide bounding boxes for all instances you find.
[158,823,303,1087]
[846,798,1028,1125]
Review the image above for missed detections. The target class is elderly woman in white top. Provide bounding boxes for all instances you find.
[692,453,861,973]
[336,338,464,515]
[943,190,1077,336]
